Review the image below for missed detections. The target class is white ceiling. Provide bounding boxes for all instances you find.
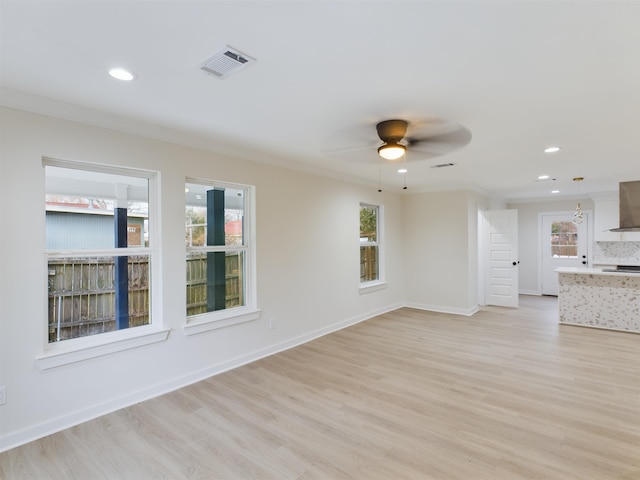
[2,1,639,201]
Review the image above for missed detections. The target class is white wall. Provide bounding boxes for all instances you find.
[507,198,594,294]
[0,107,408,450]
[402,190,494,315]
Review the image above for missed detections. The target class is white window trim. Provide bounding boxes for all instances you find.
[183,307,261,336]
[36,325,170,370]
[359,203,385,289]
[40,157,164,368]
[184,178,259,334]
[359,280,388,294]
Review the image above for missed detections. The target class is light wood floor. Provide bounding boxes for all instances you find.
[1,296,639,479]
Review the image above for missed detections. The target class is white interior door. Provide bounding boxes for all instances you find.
[541,212,589,295]
[486,209,519,308]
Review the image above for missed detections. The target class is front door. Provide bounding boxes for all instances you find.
[486,209,519,308]
[541,212,589,295]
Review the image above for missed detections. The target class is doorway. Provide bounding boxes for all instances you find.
[479,208,519,308]
[540,212,590,295]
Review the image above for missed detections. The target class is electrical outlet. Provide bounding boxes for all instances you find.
[269,318,275,330]
[0,386,6,406]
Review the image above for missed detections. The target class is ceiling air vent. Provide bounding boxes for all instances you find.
[431,162,456,169]
[200,47,255,78]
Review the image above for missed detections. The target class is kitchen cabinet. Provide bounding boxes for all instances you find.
[593,198,621,241]
[622,230,640,243]
[592,196,640,241]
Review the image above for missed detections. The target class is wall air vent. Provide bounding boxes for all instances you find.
[200,47,256,78]
[431,162,456,168]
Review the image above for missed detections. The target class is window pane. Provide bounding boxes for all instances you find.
[550,221,578,258]
[186,183,245,247]
[47,255,150,342]
[360,205,377,243]
[360,246,378,282]
[186,251,245,315]
[186,180,250,318]
[45,166,149,249]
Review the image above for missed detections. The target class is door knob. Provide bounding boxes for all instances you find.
[582,260,587,265]
[512,261,519,266]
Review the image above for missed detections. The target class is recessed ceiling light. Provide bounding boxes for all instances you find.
[544,146,561,153]
[551,190,560,194]
[109,68,137,81]
[536,175,557,183]
[397,168,408,173]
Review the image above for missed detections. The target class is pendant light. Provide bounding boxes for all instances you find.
[573,177,584,224]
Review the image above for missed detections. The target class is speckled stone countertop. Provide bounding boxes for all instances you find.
[556,267,640,276]
[557,268,640,333]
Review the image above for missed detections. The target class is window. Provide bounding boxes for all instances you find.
[550,221,578,258]
[360,203,384,289]
[184,179,258,334]
[40,159,167,369]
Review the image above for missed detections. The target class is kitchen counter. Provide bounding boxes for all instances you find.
[556,267,640,333]
[556,266,640,276]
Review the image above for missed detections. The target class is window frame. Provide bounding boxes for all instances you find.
[37,157,168,370]
[359,202,387,294]
[183,177,260,335]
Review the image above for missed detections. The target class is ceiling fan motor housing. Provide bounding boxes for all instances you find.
[376,119,409,143]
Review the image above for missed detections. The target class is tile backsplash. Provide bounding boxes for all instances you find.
[593,241,640,265]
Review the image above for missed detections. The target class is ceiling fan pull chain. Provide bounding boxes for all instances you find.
[403,151,408,190]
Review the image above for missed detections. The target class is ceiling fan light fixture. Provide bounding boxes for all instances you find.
[378,143,406,161]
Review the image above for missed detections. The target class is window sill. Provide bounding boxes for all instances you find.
[183,308,261,336]
[36,326,171,370]
[359,281,388,294]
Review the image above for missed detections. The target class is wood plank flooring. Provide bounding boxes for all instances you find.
[1,295,639,479]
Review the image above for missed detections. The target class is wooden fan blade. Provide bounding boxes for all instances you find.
[407,125,471,156]
[321,121,381,156]
[322,144,373,155]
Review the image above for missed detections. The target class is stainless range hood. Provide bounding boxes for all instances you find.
[609,180,640,232]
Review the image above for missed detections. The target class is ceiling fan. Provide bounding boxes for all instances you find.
[375,118,471,161]
[325,117,471,164]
